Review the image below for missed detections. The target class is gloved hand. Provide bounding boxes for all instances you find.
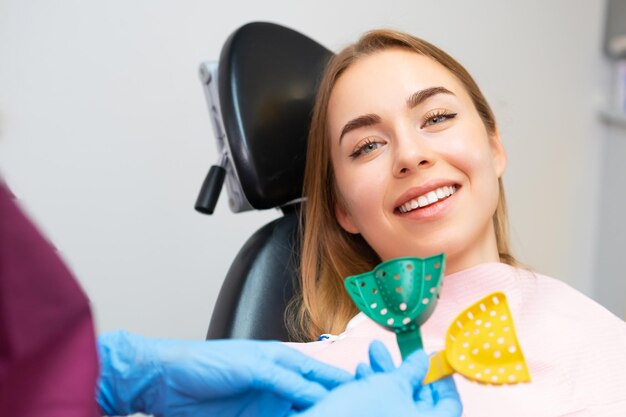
[96,330,351,417]
[295,340,462,417]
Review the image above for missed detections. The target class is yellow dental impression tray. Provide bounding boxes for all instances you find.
[423,292,531,385]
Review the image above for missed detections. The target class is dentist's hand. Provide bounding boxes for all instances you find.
[96,330,351,417]
[295,340,462,417]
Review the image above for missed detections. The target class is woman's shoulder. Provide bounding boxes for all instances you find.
[504,265,626,332]
[513,267,626,408]
[451,262,624,326]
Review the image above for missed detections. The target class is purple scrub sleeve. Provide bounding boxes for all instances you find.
[0,182,99,417]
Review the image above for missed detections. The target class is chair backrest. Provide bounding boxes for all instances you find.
[202,22,332,341]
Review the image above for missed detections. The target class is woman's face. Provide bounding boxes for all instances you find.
[328,48,507,273]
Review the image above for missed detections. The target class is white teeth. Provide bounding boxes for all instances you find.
[399,185,457,214]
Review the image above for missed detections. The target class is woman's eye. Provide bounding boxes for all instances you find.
[350,140,383,158]
[422,111,458,128]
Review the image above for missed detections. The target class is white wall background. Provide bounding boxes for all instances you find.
[1,0,621,341]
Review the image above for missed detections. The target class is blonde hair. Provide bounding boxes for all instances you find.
[286,29,516,342]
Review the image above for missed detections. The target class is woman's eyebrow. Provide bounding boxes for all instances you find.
[406,86,455,109]
[339,114,381,143]
[338,87,454,143]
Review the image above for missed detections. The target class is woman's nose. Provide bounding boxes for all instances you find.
[391,134,433,177]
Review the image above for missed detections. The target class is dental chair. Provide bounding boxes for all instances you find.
[195,22,332,341]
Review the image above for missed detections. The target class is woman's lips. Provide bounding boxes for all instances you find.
[395,185,459,220]
[397,185,458,214]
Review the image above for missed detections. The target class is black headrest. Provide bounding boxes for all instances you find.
[218,22,333,209]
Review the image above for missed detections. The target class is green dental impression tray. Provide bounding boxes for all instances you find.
[344,254,445,359]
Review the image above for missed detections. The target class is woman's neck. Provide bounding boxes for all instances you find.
[444,225,501,275]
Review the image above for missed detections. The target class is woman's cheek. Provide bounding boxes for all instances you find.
[446,133,491,173]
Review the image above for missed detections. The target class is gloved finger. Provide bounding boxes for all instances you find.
[396,349,430,387]
[429,377,463,417]
[432,397,463,417]
[367,340,396,373]
[257,366,332,409]
[275,347,352,389]
[416,383,436,407]
[355,362,373,379]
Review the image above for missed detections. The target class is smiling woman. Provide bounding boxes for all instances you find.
[291,30,513,341]
[330,49,506,271]
[286,29,626,417]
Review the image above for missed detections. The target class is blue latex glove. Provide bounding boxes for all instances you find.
[97,330,351,417]
[295,340,462,417]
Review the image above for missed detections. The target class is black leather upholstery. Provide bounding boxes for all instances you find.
[217,22,332,209]
[207,211,299,341]
[206,23,331,341]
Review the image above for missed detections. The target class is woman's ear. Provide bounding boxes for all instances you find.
[335,202,360,234]
[490,130,507,178]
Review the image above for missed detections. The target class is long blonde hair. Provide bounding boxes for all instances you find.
[287,29,516,342]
